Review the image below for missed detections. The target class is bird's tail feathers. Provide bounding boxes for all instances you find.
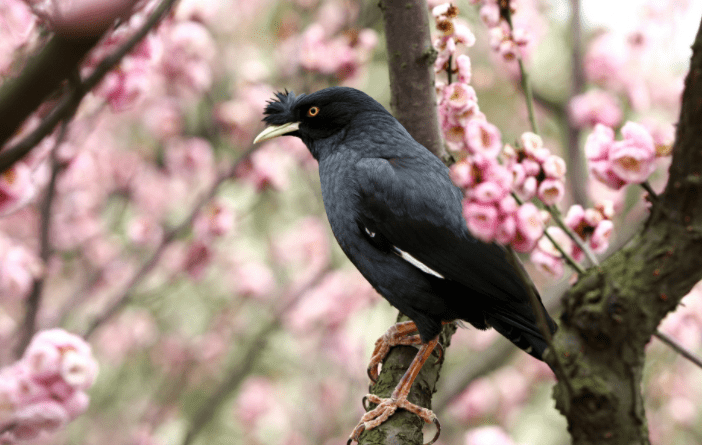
[485,309,556,363]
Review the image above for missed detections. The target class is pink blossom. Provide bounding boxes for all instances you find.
[12,401,69,440]
[515,176,537,201]
[589,159,626,190]
[453,22,476,47]
[609,142,656,185]
[456,54,471,83]
[564,204,586,233]
[530,249,564,277]
[233,262,276,300]
[127,215,164,246]
[23,340,61,382]
[0,237,44,300]
[520,158,540,177]
[159,21,216,93]
[444,83,478,112]
[589,220,614,253]
[537,178,565,205]
[463,202,499,242]
[449,377,498,422]
[519,132,543,156]
[479,3,501,27]
[584,32,628,88]
[285,270,377,332]
[193,201,234,239]
[512,203,543,253]
[465,119,502,158]
[511,27,530,46]
[182,240,213,280]
[450,160,474,189]
[235,377,276,428]
[585,124,615,161]
[465,426,516,445]
[568,90,623,128]
[471,181,507,204]
[444,125,467,152]
[0,2,36,76]
[509,163,526,187]
[498,195,517,215]
[494,214,516,245]
[542,154,567,179]
[235,143,292,191]
[497,39,518,61]
[165,137,215,180]
[0,163,37,216]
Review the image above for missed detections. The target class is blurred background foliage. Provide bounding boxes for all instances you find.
[1,0,702,444]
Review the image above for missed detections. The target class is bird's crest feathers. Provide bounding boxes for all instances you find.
[262,90,304,126]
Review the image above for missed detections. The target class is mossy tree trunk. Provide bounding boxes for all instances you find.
[550,14,702,445]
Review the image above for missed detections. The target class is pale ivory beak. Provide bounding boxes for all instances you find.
[253,122,301,144]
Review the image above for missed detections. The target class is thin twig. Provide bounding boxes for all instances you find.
[180,267,331,445]
[512,192,587,274]
[653,330,702,370]
[547,204,600,267]
[0,0,179,173]
[13,122,67,358]
[641,181,658,202]
[82,146,258,339]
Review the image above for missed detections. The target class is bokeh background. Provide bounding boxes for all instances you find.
[1,0,702,444]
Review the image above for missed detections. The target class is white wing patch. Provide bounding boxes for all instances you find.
[393,247,445,279]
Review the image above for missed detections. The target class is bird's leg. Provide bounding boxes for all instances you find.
[368,321,450,383]
[367,320,422,383]
[349,337,441,445]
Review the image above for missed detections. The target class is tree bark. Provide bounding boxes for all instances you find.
[0,35,99,148]
[357,1,453,444]
[379,0,448,162]
[550,14,702,444]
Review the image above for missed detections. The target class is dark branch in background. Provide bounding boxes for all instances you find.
[565,0,588,205]
[358,1,453,444]
[13,123,66,358]
[0,36,99,147]
[379,0,448,163]
[0,0,179,173]
[180,267,330,445]
[550,14,702,444]
[81,146,258,340]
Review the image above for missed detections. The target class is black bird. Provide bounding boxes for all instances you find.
[254,87,557,444]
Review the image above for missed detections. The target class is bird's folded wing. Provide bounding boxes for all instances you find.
[355,156,529,304]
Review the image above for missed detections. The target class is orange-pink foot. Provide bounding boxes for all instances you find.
[346,394,440,445]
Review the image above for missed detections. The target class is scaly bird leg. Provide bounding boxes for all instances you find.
[368,321,449,383]
[367,321,422,383]
[349,337,441,445]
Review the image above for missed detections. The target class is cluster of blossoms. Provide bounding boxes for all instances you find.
[474,0,529,61]
[432,4,567,253]
[276,1,378,83]
[530,203,614,277]
[585,121,668,189]
[502,133,567,206]
[0,329,98,441]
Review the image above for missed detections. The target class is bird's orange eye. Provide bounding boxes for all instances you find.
[307,106,320,117]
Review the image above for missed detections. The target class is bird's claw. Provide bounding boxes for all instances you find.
[347,394,441,445]
[367,322,422,384]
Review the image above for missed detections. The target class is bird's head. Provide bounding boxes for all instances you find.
[253,87,391,155]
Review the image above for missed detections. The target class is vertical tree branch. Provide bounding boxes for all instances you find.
[379,0,447,162]
[566,0,588,205]
[550,14,702,444]
[358,1,454,444]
